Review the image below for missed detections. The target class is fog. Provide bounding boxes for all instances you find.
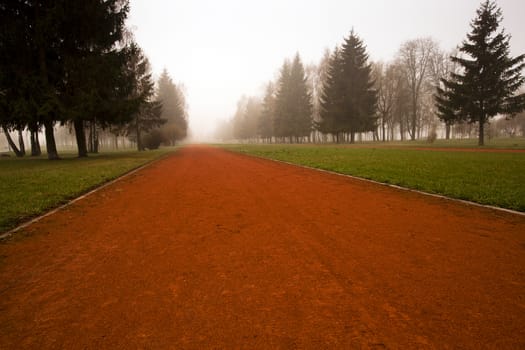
[127,0,525,142]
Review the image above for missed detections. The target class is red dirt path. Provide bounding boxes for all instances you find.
[1,145,524,349]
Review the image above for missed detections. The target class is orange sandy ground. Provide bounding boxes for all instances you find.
[1,146,524,349]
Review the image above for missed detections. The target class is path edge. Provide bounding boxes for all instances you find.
[226,148,525,218]
[0,151,175,241]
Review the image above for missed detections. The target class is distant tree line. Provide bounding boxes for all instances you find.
[217,0,524,146]
[0,0,187,159]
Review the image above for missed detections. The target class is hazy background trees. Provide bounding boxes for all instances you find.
[217,1,524,145]
[274,55,312,143]
[157,69,188,146]
[397,38,437,141]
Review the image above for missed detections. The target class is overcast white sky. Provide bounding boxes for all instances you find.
[128,0,525,141]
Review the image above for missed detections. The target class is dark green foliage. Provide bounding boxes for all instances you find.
[435,84,461,128]
[436,0,525,145]
[289,54,314,139]
[318,31,377,142]
[318,48,345,137]
[0,1,51,156]
[340,32,378,137]
[274,60,292,139]
[232,96,260,141]
[56,0,132,157]
[274,54,313,141]
[157,69,188,145]
[0,0,142,158]
[258,82,275,141]
[142,129,163,150]
[124,46,165,151]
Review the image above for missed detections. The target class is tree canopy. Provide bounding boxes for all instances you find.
[0,0,189,157]
[435,0,525,145]
[157,69,188,145]
[319,31,377,142]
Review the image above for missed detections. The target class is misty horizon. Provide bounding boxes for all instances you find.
[128,0,525,142]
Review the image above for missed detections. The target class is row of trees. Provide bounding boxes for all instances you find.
[0,0,187,159]
[218,1,524,146]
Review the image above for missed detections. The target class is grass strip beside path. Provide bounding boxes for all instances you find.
[0,148,176,233]
[223,144,525,212]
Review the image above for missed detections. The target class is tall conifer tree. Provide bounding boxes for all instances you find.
[340,30,377,142]
[318,48,345,141]
[157,69,188,145]
[274,60,292,140]
[318,32,377,142]
[289,54,313,141]
[258,82,275,142]
[435,0,525,145]
[274,55,313,142]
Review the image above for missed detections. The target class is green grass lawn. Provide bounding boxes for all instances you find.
[0,148,176,233]
[313,137,525,149]
[222,143,525,212]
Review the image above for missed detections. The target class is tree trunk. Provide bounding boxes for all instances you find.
[93,122,99,153]
[382,116,386,142]
[136,117,143,151]
[30,130,42,156]
[30,131,37,156]
[411,102,417,141]
[445,124,451,140]
[18,129,26,156]
[43,120,59,160]
[74,119,88,157]
[88,122,93,152]
[37,16,60,160]
[2,126,23,157]
[88,122,99,153]
[36,131,41,154]
[399,117,405,141]
[478,119,485,146]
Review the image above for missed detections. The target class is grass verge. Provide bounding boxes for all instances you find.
[222,143,525,212]
[350,137,525,149]
[0,148,176,233]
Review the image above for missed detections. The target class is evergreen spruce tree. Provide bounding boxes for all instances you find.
[125,46,164,151]
[243,97,261,141]
[157,69,188,145]
[318,32,377,143]
[0,0,132,158]
[434,83,462,136]
[274,60,292,141]
[60,0,130,157]
[340,30,377,142]
[318,47,345,141]
[289,54,313,141]
[258,82,275,142]
[274,55,312,142]
[436,0,525,145]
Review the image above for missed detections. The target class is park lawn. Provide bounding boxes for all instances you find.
[0,148,176,233]
[313,137,525,149]
[223,143,525,212]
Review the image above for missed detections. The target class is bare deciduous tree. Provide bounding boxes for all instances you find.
[397,37,438,140]
[429,48,462,139]
[373,62,398,141]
